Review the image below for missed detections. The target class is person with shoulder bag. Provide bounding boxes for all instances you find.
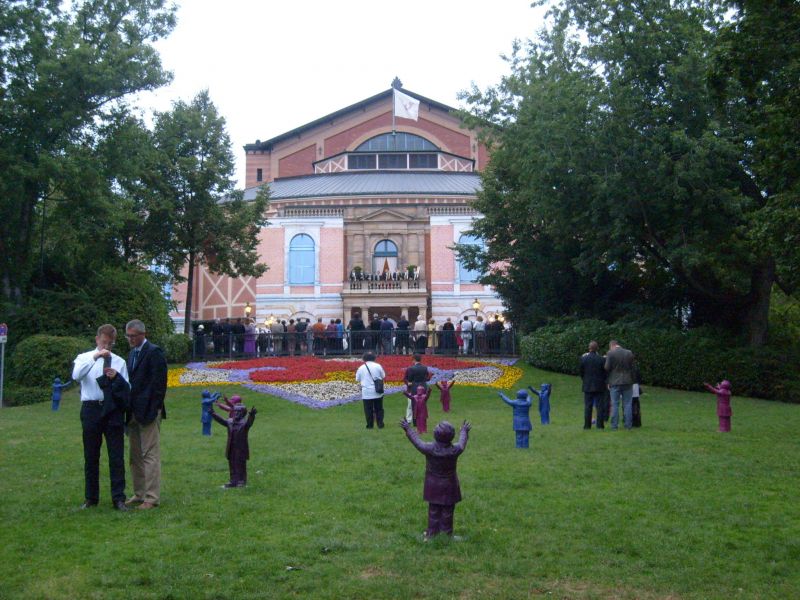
[355,352,386,429]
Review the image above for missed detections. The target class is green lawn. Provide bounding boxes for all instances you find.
[1,362,798,599]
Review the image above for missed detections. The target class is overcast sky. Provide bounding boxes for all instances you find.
[136,0,549,187]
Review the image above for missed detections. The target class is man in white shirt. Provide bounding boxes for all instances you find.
[355,352,386,429]
[71,324,130,510]
[460,317,473,355]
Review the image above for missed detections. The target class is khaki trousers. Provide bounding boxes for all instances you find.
[128,415,161,504]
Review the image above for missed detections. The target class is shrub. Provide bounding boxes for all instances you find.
[9,335,89,388]
[157,333,192,364]
[520,319,800,402]
[2,385,51,407]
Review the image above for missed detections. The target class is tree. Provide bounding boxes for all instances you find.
[459,0,800,345]
[149,90,269,334]
[0,0,176,304]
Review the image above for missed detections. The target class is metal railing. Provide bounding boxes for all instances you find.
[191,328,517,360]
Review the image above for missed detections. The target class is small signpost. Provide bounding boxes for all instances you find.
[0,323,7,408]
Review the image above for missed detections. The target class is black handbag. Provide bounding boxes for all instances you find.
[365,363,384,395]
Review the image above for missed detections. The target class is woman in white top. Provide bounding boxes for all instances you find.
[355,352,386,429]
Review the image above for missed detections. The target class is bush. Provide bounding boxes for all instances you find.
[2,385,51,407]
[9,335,89,388]
[157,333,192,364]
[520,319,800,402]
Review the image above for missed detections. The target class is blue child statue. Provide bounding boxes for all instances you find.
[51,377,72,411]
[201,390,221,436]
[498,390,533,448]
[528,383,552,425]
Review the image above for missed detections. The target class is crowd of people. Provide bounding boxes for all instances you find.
[580,339,642,430]
[193,313,516,358]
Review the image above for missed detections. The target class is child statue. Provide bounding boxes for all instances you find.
[51,377,72,411]
[215,394,242,414]
[436,378,456,413]
[200,391,221,436]
[528,383,551,425]
[498,390,533,448]
[209,402,257,487]
[400,419,471,539]
[404,385,431,434]
[703,380,732,432]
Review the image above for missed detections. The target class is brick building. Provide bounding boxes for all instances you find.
[170,83,505,329]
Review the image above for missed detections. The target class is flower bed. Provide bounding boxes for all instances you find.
[168,356,521,409]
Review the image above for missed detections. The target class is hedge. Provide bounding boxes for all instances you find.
[3,385,52,407]
[9,335,90,388]
[520,319,800,402]
[157,333,192,364]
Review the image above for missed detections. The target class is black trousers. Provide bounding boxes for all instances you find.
[584,392,606,429]
[362,396,384,428]
[80,401,126,504]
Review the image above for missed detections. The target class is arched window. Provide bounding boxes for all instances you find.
[355,133,438,152]
[289,234,315,284]
[372,239,398,275]
[458,234,484,283]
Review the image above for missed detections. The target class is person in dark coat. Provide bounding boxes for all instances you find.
[580,341,607,429]
[400,419,471,538]
[210,404,257,487]
[347,312,366,353]
[403,354,430,423]
[498,390,533,448]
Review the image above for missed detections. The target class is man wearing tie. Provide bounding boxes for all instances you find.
[124,319,168,510]
[71,324,130,510]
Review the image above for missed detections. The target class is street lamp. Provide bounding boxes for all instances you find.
[244,302,252,319]
[472,298,481,318]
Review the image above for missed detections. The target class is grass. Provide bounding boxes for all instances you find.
[1,362,799,599]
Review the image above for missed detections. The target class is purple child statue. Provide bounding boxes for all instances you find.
[400,418,471,539]
[51,377,72,411]
[201,391,221,436]
[703,380,732,432]
[404,385,431,434]
[210,402,257,488]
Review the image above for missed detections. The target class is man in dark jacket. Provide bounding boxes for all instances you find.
[605,339,636,430]
[124,319,168,509]
[400,419,471,538]
[580,341,607,429]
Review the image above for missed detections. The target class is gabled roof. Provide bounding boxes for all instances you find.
[243,171,481,201]
[244,88,458,152]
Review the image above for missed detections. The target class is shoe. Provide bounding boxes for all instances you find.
[113,500,130,511]
[80,501,98,510]
[137,502,157,510]
[124,497,143,507]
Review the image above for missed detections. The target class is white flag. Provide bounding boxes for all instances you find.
[393,89,419,121]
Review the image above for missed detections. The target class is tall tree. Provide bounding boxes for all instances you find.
[459,0,800,345]
[150,90,269,334]
[0,0,176,303]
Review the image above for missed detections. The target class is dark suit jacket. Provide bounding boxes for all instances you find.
[404,363,430,389]
[127,340,168,425]
[96,360,130,425]
[580,351,607,393]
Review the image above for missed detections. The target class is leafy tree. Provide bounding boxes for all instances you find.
[149,90,269,334]
[0,0,176,303]
[459,0,799,345]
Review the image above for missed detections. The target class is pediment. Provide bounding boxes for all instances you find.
[356,208,416,223]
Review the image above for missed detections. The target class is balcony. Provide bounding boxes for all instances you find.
[341,279,425,295]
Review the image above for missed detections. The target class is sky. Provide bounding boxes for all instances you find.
[136,0,549,187]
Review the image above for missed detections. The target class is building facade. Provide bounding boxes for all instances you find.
[170,85,504,329]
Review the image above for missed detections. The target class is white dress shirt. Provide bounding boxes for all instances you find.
[72,348,130,402]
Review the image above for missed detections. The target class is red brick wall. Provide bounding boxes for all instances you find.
[245,152,272,188]
[277,144,317,178]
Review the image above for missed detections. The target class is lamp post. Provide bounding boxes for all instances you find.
[244,302,252,320]
[472,298,481,318]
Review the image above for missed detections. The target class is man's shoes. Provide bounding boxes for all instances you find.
[124,497,143,507]
[137,502,157,510]
[80,501,98,510]
[113,500,130,511]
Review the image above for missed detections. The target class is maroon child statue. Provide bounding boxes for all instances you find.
[436,379,456,413]
[210,403,257,487]
[703,380,732,432]
[400,419,471,539]
[404,385,431,433]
